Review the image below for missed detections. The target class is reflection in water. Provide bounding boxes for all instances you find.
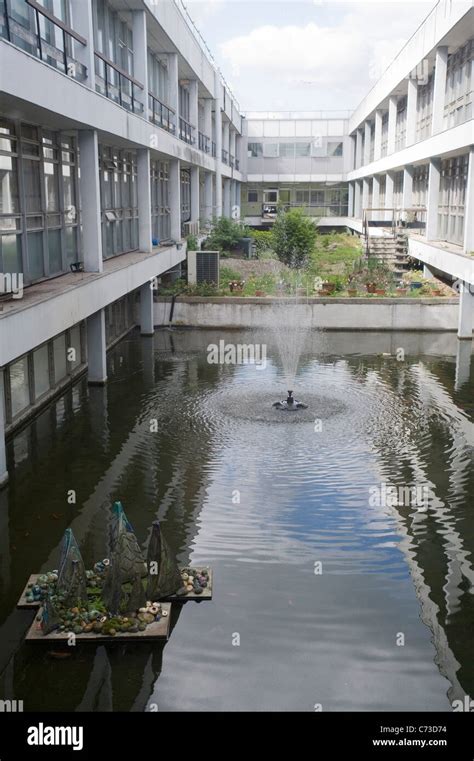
[0,329,472,711]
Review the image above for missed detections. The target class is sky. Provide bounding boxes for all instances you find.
[179,0,440,112]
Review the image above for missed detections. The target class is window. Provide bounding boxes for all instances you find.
[310,190,324,206]
[327,142,343,157]
[263,143,279,157]
[247,191,258,203]
[151,160,170,242]
[279,143,295,157]
[248,143,263,158]
[33,345,50,400]
[296,190,310,204]
[295,143,311,157]
[100,145,138,258]
[9,356,30,418]
[53,334,67,383]
[263,190,278,203]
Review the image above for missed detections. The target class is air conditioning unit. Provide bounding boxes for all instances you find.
[187,250,220,287]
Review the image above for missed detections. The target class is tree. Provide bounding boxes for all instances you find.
[203,217,248,254]
[271,208,317,269]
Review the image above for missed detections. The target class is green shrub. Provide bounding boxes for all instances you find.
[186,234,198,251]
[271,208,318,269]
[203,217,249,254]
[248,230,274,257]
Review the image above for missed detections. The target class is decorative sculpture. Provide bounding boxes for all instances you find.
[146,520,182,601]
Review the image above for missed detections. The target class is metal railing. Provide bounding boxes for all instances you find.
[222,149,228,164]
[179,117,196,145]
[198,132,210,153]
[1,0,87,81]
[94,51,144,113]
[149,93,176,134]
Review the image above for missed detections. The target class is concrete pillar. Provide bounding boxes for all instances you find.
[362,177,370,213]
[137,148,152,252]
[214,72,223,217]
[167,53,179,116]
[0,369,8,487]
[169,159,181,241]
[463,146,474,254]
[387,96,397,155]
[348,182,354,216]
[372,175,381,217]
[354,180,362,218]
[235,182,241,218]
[132,10,148,112]
[235,135,242,169]
[230,129,236,163]
[87,310,107,385]
[458,283,474,339]
[364,121,371,166]
[426,158,441,240]
[204,171,213,223]
[432,46,448,136]
[223,178,231,217]
[455,339,472,389]
[190,165,200,224]
[385,172,395,208]
[140,282,154,336]
[374,110,383,161]
[204,98,213,141]
[406,78,418,147]
[78,130,103,272]
[402,165,414,211]
[70,0,95,89]
[189,80,199,143]
[423,264,434,278]
[222,121,230,161]
[356,129,363,169]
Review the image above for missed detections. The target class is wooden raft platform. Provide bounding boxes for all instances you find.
[25,603,172,642]
[18,567,213,609]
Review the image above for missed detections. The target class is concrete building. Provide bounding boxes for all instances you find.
[0,0,244,485]
[0,0,473,486]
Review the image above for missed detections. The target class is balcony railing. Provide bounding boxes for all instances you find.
[95,51,143,113]
[229,154,235,168]
[222,149,228,164]
[235,158,240,171]
[211,141,216,158]
[1,0,87,81]
[149,93,176,135]
[179,117,196,145]
[198,132,210,153]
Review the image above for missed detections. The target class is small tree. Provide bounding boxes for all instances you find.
[203,217,248,253]
[271,208,317,269]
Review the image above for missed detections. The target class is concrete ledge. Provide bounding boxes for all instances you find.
[155,296,472,333]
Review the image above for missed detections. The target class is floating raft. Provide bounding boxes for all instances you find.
[25,603,172,642]
[17,567,213,609]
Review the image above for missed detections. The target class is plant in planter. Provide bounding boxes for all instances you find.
[396,288,408,296]
[347,288,358,297]
[375,288,386,296]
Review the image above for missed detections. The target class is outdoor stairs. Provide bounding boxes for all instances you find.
[367,229,410,279]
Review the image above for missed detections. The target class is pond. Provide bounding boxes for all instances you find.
[0,327,472,711]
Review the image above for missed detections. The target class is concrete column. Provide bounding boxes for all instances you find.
[458,283,474,339]
[463,146,474,254]
[204,98,213,141]
[354,180,362,217]
[78,130,103,273]
[167,53,179,116]
[70,0,95,89]
[362,177,370,213]
[372,175,381,217]
[423,264,434,278]
[222,121,230,161]
[387,96,397,155]
[132,10,148,112]
[455,339,472,389]
[140,282,154,336]
[214,72,223,217]
[235,135,242,169]
[406,78,418,147]
[189,80,199,143]
[204,171,213,222]
[169,159,181,241]
[190,165,200,224]
[356,129,363,169]
[431,46,448,136]
[348,182,354,217]
[230,129,236,163]
[87,310,107,385]
[364,121,371,166]
[374,110,383,161]
[0,369,8,487]
[385,172,395,208]
[137,148,152,252]
[402,165,414,211]
[223,178,231,217]
[235,182,241,218]
[426,158,441,240]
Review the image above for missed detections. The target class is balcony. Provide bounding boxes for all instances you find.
[179,117,196,145]
[222,149,228,165]
[149,93,176,135]
[95,51,144,114]
[0,0,87,81]
[198,132,210,153]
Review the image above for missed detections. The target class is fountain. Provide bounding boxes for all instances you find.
[272,389,308,410]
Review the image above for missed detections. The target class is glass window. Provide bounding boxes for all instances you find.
[0,154,20,213]
[295,143,311,157]
[23,159,42,212]
[67,325,82,370]
[248,143,263,158]
[48,228,62,273]
[33,345,50,399]
[44,161,59,212]
[279,143,295,157]
[263,143,279,157]
[247,191,258,203]
[10,356,30,417]
[296,190,310,204]
[27,231,45,279]
[310,190,324,206]
[0,234,22,273]
[327,141,343,157]
[53,334,67,383]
